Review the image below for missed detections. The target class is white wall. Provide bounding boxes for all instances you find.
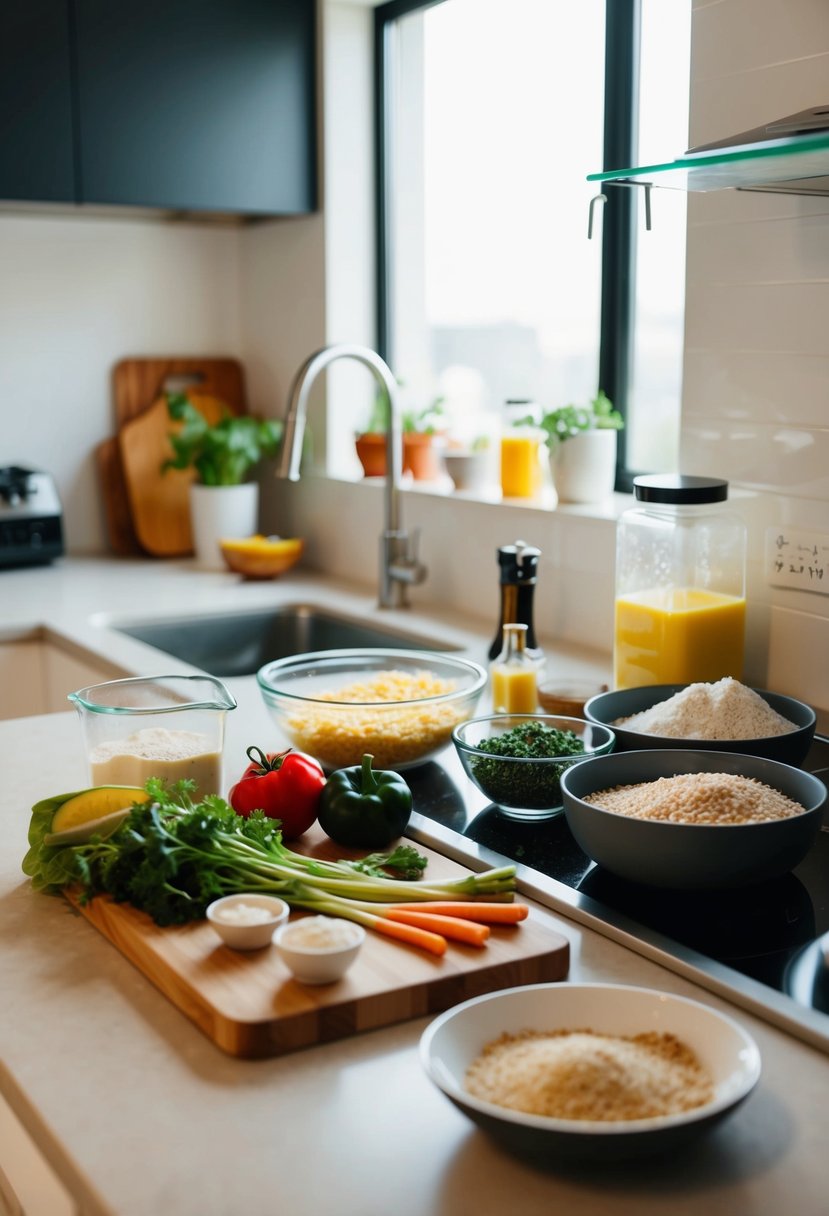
[681,0,829,713]
[0,214,242,552]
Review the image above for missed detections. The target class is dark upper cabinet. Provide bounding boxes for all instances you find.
[0,0,316,217]
[0,0,76,202]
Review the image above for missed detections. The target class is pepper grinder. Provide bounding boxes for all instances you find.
[488,540,544,666]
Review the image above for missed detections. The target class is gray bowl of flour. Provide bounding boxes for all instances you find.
[561,749,826,889]
[584,682,816,768]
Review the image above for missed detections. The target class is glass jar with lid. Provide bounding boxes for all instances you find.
[613,475,746,689]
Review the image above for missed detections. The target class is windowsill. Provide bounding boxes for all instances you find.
[326,470,633,522]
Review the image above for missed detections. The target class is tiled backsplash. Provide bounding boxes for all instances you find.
[681,0,829,715]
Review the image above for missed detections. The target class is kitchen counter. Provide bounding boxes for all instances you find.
[2,557,829,1215]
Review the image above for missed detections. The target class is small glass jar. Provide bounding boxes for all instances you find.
[614,475,746,689]
[490,623,539,713]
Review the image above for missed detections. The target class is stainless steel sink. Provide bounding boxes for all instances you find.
[113,602,458,677]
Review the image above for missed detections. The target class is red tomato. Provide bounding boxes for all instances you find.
[229,746,325,839]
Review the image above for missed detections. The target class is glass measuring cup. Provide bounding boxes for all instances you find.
[68,674,237,797]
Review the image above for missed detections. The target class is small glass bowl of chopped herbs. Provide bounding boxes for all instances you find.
[452,715,615,820]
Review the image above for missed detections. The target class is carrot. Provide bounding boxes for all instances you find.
[367,915,448,956]
[384,908,490,947]
[391,901,529,924]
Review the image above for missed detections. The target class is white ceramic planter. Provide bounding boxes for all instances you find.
[189,482,259,570]
[549,430,617,504]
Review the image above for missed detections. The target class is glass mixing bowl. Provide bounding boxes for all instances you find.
[257,649,487,770]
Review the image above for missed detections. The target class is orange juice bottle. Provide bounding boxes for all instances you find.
[500,430,542,498]
[491,623,539,713]
[614,476,746,689]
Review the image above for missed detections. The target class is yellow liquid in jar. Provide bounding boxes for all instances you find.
[491,665,539,714]
[614,587,746,688]
[500,435,541,498]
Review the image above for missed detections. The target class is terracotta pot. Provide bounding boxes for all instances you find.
[402,433,442,481]
[355,432,443,481]
[355,432,387,478]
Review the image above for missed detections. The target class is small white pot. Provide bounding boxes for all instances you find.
[549,430,617,504]
[443,451,491,492]
[190,482,259,570]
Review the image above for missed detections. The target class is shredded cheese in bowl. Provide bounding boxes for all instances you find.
[282,670,470,769]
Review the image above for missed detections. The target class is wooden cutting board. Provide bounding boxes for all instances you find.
[65,834,570,1059]
[118,392,240,557]
[113,356,247,429]
[95,436,144,556]
[98,357,248,556]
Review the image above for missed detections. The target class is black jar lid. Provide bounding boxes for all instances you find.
[633,474,728,505]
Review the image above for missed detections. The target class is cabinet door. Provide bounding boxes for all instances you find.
[74,0,317,215]
[0,642,45,720]
[0,0,76,202]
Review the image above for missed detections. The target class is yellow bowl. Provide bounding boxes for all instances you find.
[220,535,304,580]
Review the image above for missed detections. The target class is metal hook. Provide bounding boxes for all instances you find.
[587,193,607,239]
[643,183,652,231]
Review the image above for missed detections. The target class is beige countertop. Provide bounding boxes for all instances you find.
[2,557,828,1216]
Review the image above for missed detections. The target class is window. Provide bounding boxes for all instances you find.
[375,0,690,486]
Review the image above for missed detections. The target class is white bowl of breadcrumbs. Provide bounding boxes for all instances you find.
[560,748,826,890]
[420,982,761,1161]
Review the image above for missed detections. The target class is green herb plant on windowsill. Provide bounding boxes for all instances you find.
[354,387,448,481]
[533,391,623,453]
[531,392,624,505]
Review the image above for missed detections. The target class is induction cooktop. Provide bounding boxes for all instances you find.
[407,733,829,1052]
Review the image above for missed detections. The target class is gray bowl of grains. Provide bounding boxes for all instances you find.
[420,982,761,1161]
[561,749,826,890]
[583,679,816,767]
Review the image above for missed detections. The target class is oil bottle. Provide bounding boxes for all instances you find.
[490,623,539,713]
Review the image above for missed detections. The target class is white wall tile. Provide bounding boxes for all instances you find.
[685,281,829,353]
[692,0,829,83]
[768,605,829,717]
[684,0,829,709]
[683,350,829,427]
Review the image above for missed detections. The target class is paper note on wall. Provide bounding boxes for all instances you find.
[765,527,829,595]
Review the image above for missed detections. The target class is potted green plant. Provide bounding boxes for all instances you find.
[354,387,447,481]
[536,391,623,503]
[163,393,282,568]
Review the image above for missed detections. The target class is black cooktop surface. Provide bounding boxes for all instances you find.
[407,735,829,1016]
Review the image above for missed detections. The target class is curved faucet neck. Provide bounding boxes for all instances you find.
[278,344,426,606]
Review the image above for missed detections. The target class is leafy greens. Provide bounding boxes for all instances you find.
[23,779,516,926]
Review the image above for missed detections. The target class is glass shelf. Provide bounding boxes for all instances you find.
[588,130,829,195]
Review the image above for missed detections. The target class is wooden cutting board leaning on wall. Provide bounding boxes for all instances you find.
[118,392,241,558]
[97,357,247,556]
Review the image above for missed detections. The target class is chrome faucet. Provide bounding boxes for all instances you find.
[276,344,427,608]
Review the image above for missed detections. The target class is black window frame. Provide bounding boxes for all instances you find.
[374,0,642,493]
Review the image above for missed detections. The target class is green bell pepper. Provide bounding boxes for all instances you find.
[318,753,413,848]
